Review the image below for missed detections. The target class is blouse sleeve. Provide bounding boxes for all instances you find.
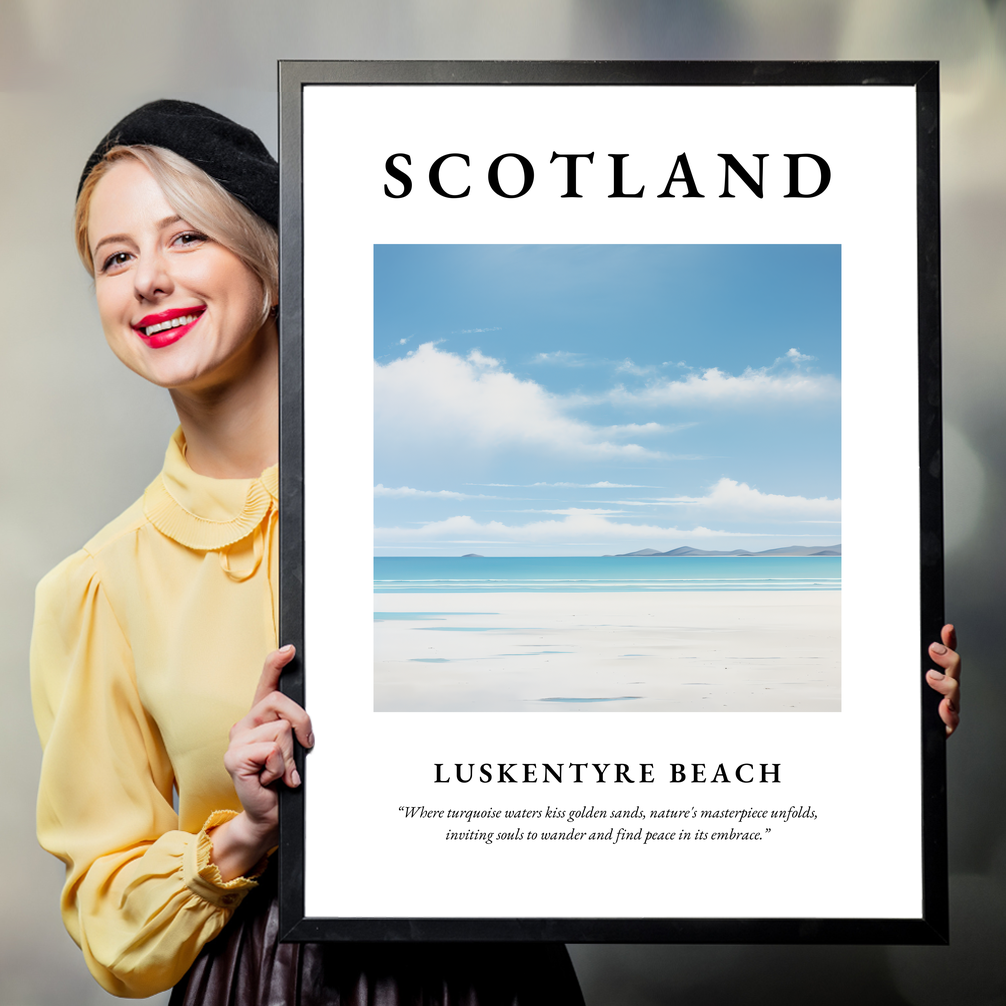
[31,549,262,998]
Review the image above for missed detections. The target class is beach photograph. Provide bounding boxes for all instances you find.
[374,245,841,712]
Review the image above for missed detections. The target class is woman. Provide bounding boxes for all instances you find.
[31,100,585,1003]
[33,99,962,1003]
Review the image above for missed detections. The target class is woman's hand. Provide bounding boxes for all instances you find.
[209,645,314,881]
[926,624,961,737]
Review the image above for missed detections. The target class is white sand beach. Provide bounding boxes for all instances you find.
[374,591,840,713]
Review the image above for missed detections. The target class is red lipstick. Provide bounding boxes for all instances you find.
[132,306,206,349]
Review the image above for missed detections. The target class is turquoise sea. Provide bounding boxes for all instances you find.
[374,556,841,593]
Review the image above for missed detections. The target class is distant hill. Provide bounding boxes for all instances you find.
[610,544,841,558]
[460,553,485,558]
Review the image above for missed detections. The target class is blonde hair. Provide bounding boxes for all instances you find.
[75,145,278,322]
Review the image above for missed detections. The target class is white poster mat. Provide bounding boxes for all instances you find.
[301,84,919,920]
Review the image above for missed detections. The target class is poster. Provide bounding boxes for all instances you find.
[278,62,945,942]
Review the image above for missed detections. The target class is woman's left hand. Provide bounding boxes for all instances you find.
[209,645,313,881]
[926,624,961,737]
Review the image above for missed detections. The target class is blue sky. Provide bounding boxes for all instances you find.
[374,244,840,556]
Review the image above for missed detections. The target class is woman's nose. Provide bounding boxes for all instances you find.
[133,249,173,302]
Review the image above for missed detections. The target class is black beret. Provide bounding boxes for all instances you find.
[78,99,278,228]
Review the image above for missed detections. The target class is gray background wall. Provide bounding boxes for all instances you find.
[1,2,1003,1003]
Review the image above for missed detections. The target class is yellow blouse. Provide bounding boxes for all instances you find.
[31,428,279,998]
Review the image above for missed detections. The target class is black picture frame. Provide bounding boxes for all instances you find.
[277,60,945,944]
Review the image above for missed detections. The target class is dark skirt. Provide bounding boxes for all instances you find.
[169,870,585,1006]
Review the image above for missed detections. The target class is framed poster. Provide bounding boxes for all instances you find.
[277,61,946,943]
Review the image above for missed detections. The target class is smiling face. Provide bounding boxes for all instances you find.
[87,158,272,393]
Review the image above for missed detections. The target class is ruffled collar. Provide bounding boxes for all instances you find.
[143,428,278,551]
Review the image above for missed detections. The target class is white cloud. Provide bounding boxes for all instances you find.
[531,354,677,377]
[514,507,629,516]
[614,358,657,377]
[611,478,841,521]
[562,481,657,489]
[599,421,682,437]
[784,347,814,365]
[466,481,664,489]
[374,484,499,501]
[466,348,501,369]
[605,365,839,409]
[532,350,586,365]
[375,342,665,461]
[374,510,779,546]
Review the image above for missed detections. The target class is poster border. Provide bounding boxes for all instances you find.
[277,59,946,945]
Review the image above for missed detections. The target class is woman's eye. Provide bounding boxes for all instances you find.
[101,251,132,273]
[173,231,208,248]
